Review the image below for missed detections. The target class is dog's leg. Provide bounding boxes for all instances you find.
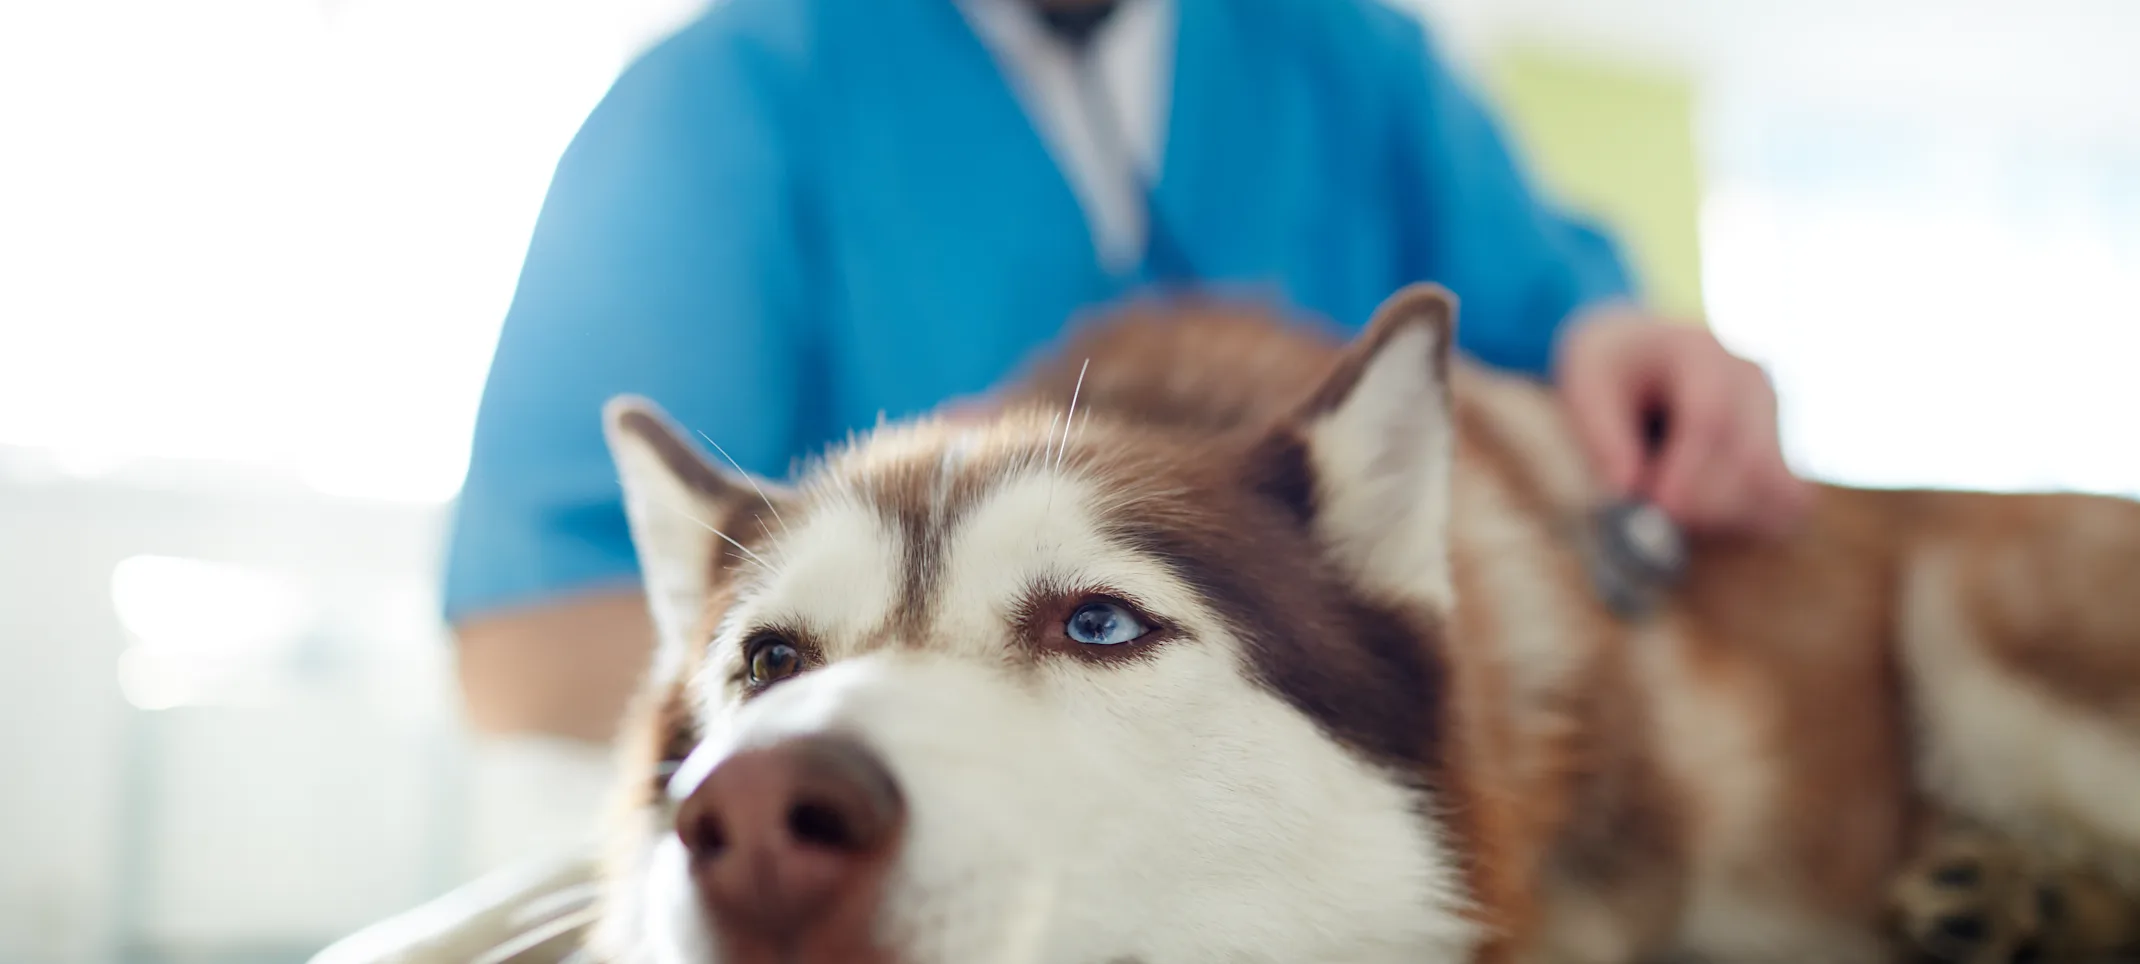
[1892,492,2140,961]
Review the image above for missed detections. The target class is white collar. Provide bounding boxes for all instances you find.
[956,0,1177,272]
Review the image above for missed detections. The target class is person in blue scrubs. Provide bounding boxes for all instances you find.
[442,0,1806,824]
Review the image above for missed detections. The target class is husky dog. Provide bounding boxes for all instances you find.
[593,285,2140,964]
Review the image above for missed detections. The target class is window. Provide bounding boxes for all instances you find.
[1702,103,2140,497]
[0,0,703,502]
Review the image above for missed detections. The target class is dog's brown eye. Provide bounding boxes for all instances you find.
[746,636,803,686]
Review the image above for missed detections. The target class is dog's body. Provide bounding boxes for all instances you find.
[593,287,2140,964]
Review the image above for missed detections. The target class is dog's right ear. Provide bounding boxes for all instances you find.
[604,397,794,665]
[1263,284,1459,611]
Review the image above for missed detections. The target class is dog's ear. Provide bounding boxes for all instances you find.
[1275,283,1459,609]
[604,397,794,666]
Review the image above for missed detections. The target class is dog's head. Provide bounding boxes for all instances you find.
[596,285,1479,964]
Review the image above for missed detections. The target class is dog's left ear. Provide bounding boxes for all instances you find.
[605,397,797,672]
[1275,283,1459,609]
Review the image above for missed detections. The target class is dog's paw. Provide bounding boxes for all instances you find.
[1888,825,2035,964]
[1888,821,2140,963]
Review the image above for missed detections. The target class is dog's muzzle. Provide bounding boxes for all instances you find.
[670,734,906,963]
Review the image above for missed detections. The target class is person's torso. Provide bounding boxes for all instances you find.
[794,0,1416,443]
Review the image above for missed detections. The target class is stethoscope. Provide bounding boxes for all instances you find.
[1585,411,1690,620]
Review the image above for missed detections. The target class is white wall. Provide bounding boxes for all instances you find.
[1409,0,2140,498]
[1427,0,2140,139]
[0,460,463,964]
[0,3,702,960]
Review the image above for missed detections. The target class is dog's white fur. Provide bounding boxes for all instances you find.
[593,288,2140,963]
[1903,550,2140,886]
[600,313,1482,963]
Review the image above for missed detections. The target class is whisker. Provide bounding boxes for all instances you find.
[1039,409,1063,511]
[1055,358,1090,472]
[1040,411,1062,471]
[666,501,772,571]
[696,429,793,537]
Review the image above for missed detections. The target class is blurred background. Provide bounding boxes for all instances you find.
[0,1,2134,962]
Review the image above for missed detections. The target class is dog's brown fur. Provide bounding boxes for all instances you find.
[1000,293,2140,961]
[604,288,2140,962]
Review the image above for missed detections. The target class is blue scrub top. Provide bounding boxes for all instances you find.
[443,0,1636,622]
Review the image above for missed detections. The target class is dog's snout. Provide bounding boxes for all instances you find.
[675,734,905,944]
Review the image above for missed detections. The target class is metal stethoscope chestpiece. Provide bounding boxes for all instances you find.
[1598,500,1687,586]
[1589,499,1688,619]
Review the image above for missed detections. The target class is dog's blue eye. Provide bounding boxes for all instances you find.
[1065,600,1149,646]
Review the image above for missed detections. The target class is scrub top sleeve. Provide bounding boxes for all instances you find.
[1376,14,1638,377]
[442,17,816,624]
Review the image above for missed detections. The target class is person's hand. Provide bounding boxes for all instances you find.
[1553,309,1810,536]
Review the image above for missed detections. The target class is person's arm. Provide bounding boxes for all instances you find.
[445,8,818,742]
[1372,13,1636,378]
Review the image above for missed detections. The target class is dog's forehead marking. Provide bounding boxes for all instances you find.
[729,422,1219,665]
[730,494,903,644]
[931,469,1217,658]
[733,427,1052,657]
[851,439,1004,632]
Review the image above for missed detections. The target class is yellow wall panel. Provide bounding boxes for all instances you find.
[1482,45,1706,320]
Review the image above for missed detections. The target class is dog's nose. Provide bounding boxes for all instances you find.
[675,734,905,943]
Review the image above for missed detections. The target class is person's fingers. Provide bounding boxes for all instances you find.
[1659,360,1811,534]
[1558,339,1652,498]
[1560,320,1805,536]
[1725,362,1811,535]
[1649,358,1740,524]
[1745,444,1814,536]
[1688,412,1785,531]
[1710,365,1783,522]
[1675,437,1764,530]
